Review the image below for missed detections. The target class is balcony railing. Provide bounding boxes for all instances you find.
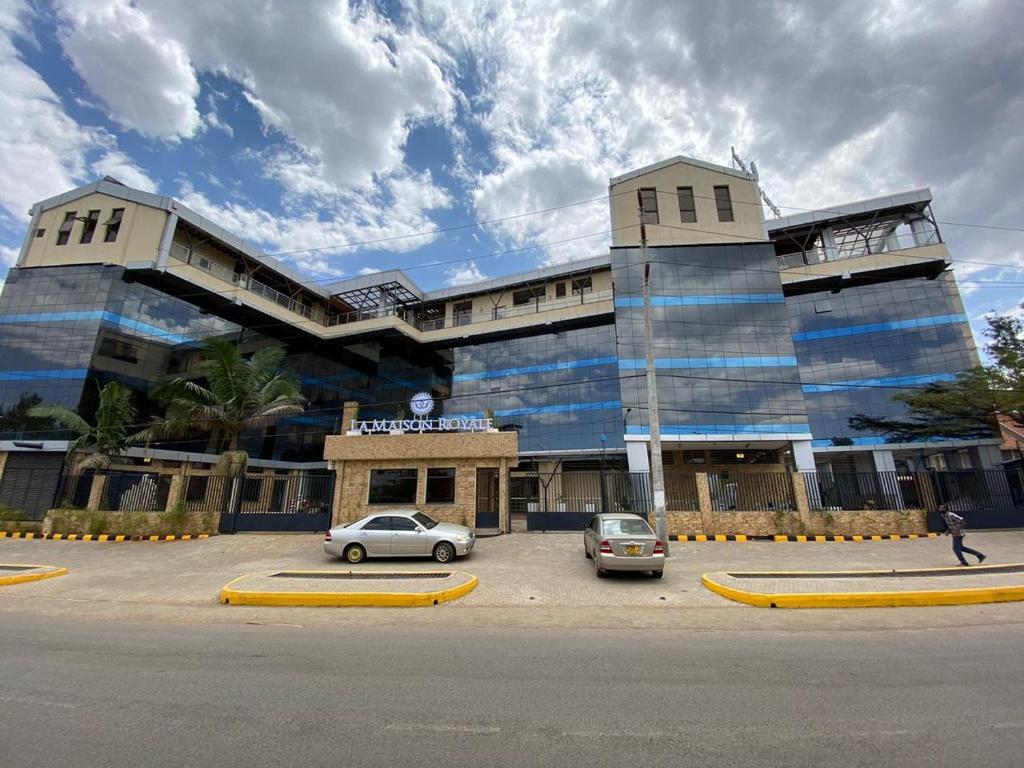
[170,241,611,334]
[169,243,323,323]
[775,228,943,270]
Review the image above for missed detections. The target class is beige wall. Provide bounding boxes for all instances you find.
[23,193,167,269]
[779,243,951,285]
[610,161,766,247]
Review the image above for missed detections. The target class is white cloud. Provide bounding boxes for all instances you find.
[90,151,158,192]
[446,260,485,286]
[0,243,18,267]
[359,266,382,275]
[0,1,106,221]
[56,0,201,140]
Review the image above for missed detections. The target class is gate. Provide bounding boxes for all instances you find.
[925,468,1024,530]
[517,470,653,531]
[0,452,66,519]
[186,471,334,533]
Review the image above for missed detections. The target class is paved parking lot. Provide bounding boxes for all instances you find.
[2,531,1024,630]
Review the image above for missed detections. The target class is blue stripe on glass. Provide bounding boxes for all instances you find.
[618,356,797,370]
[802,372,957,394]
[0,368,88,381]
[0,310,196,345]
[627,423,811,436]
[811,434,954,448]
[449,400,622,420]
[454,356,618,382]
[792,313,969,342]
[280,414,338,426]
[615,294,784,308]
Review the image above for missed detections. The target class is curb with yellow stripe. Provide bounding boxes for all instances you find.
[0,531,211,542]
[0,564,68,586]
[219,571,479,608]
[676,533,939,543]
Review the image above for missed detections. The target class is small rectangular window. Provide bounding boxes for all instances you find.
[368,468,418,504]
[677,186,696,223]
[814,299,832,314]
[425,468,456,504]
[572,276,592,295]
[35,228,45,238]
[714,186,734,222]
[103,208,124,243]
[639,187,659,224]
[555,282,566,298]
[80,210,100,244]
[56,212,76,245]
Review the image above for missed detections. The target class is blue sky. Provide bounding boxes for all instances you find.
[0,0,1021,350]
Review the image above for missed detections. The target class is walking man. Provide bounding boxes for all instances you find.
[939,504,987,566]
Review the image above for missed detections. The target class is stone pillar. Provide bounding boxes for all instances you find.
[87,474,107,511]
[330,461,346,526]
[0,451,8,483]
[792,439,821,511]
[791,472,813,527]
[626,441,650,472]
[341,401,361,434]
[498,458,510,533]
[695,472,712,534]
[166,473,185,511]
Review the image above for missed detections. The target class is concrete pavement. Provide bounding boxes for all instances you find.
[1,531,1024,630]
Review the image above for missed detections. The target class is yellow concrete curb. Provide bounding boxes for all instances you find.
[219,572,479,608]
[0,565,68,587]
[701,568,1024,609]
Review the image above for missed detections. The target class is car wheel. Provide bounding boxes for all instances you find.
[651,569,664,579]
[594,558,607,578]
[584,540,592,559]
[344,544,366,564]
[433,542,455,563]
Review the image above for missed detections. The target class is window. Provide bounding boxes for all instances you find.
[639,187,659,224]
[677,186,697,223]
[453,300,473,327]
[391,516,419,531]
[241,477,262,503]
[814,299,832,314]
[35,228,45,238]
[80,210,100,244]
[103,208,124,243]
[572,276,592,295]
[555,282,566,298]
[368,468,418,504]
[714,186,734,222]
[56,212,76,245]
[425,468,456,504]
[361,516,394,530]
[98,338,140,363]
[512,287,544,306]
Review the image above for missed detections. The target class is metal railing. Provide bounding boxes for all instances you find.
[709,472,795,512]
[776,228,942,270]
[58,471,171,512]
[170,243,323,323]
[803,471,919,512]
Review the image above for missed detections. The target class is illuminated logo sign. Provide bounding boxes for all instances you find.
[409,391,434,417]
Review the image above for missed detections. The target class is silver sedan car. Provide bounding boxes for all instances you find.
[583,513,664,578]
[324,511,475,564]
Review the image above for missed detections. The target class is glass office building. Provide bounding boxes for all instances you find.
[0,157,997,474]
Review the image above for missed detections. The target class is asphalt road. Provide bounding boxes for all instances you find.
[2,614,1023,768]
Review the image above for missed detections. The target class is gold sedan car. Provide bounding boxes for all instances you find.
[583,513,665,578]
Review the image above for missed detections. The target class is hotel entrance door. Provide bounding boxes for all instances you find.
[475,468,500,530]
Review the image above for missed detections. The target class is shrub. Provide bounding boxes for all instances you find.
[86,511,109,536]
[160,502,190,534]
[0,503,27,522]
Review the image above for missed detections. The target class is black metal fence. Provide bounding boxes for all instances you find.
[709,472,795,512]
[200,472,334,533]
[803,471,920,512]
[57,471,171,512]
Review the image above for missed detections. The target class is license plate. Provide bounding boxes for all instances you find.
[625,545,641,556]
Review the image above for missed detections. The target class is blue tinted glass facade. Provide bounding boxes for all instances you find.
[787,273,978,447]
[613,244,809,438]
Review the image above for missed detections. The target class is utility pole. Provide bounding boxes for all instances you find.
[638,189,670,555]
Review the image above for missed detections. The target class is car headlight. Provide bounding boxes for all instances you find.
[453,533,471,542]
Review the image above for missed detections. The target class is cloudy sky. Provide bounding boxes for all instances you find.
[0,0,1021,343]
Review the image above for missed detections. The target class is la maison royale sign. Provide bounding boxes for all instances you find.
[349,392,494,435]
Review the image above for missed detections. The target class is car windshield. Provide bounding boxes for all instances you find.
[412,512,439,529]
[602,518,652,536]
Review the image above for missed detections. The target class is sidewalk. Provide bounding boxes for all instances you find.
[1,531,1023,628]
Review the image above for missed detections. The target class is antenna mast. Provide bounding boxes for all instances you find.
[730,146,782,219]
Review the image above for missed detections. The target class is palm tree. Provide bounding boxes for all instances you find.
[28,381,137,471]
[137,339,306,475]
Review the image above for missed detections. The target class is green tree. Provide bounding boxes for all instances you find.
[0,392,57,437]
[848,314,1024,441]
[137,339,306,475]
[28,381,137,471]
